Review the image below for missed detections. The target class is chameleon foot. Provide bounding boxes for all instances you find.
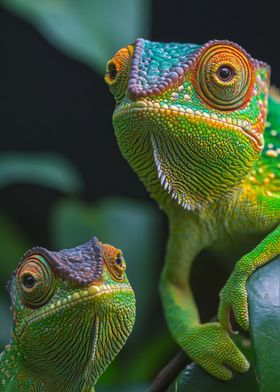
[219,271,249,333]
[182,322,249,380]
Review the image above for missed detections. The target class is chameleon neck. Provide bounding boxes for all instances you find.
[0,343,48,391]
[0,340,96,391]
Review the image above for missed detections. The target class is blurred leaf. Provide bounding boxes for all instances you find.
[0,153,83,194]
[0,298,12,349]
[0,211,31,280]
[247,255,280,392]
[125,332,176,383]
[168,335,257,391]
[50,197,163,337]
[0,212,30,349]
[0,0,151,72]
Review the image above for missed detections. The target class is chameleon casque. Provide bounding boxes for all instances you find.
[105,39,280,380]
[0,237,136,391]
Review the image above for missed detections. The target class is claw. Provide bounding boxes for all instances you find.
[219,275,250,332]
[218,301,235,334]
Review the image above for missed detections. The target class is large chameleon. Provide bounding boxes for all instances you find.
[0,236,136,391]
[105,39,280,380]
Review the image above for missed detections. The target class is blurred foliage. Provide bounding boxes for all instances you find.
[0,0,151,72]
[0,153,83,194]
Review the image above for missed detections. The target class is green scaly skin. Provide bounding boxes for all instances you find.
[105,39,280,380]
[0,237,136,391]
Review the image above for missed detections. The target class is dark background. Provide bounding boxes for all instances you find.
[0,1,278,246]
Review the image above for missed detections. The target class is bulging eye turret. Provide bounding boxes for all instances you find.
[17,255,55,309]
[195,43,254,110]
[105,45,134,103]
[102,243,126,282]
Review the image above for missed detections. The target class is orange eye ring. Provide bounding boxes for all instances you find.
[102,244,126,282]
[105,45,134,103]
[111,253,126,281]
[194,43,254,110]
[107,62,118,81]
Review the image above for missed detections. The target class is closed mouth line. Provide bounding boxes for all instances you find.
[113,101,263,150]
[19,283,133,336]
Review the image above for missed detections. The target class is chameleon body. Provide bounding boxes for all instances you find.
[0,237,136,391]
[105,39,280,380]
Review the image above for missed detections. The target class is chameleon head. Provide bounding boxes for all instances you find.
[105,39,270,210]
[7,237,136,388]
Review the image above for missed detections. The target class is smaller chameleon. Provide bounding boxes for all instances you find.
[0,236,136,392]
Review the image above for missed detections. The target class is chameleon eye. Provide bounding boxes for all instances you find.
[22,274,36,289]
[110,253,126,281]
[105,44,134,103]
[217,66,234,82]
[17,255,54,309]
[107,62,118,80]
[195,43,254,110]
[102,243,126,282]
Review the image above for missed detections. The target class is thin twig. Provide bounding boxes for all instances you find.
[149,350,188,392]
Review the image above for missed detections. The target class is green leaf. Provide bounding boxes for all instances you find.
[124,332,177,383]
[168,335,257,391]
[49,197,163,337]
[0,153,83,194]
[0,298,12,348]
[247,255,280,392]
[168,256,280,391]
[0,210,31,280]
[0,0,151,72]
[0,211,31,348]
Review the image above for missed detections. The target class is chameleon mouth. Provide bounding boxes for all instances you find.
[18,283,133,336]
[113,101,264,151]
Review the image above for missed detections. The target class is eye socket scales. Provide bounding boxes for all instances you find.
[194,41,255,110]
[101,243,126,282]
[16,256,54,309]
[107,62,118,80]
[105,45,134,103]
[106,252,126,282]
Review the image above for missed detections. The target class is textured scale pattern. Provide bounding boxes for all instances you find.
[0,237,136,391]
[106,38,280,381]
[20,237,104,287]
[129,39,200,97]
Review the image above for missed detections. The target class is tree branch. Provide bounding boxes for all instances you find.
[149,350,188,392]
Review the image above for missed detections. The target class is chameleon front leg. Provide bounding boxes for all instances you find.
[160,215,249,380]
[219,224,280,332]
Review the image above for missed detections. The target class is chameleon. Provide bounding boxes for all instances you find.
[0,236,136,391]
[105,39,280,380]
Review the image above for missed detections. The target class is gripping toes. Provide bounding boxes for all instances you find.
[184,323,249,380]
[219,276,249,333]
